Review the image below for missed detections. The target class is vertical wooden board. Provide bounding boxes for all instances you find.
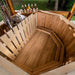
[29,14,34,34]
[35,13,37,26]
[63,28,74,46]
[53,20,64,36]
[66,39,75,57]
[21,20,29,41]
[13,26,24,48]
[27,15,32,36]
[0,42,15,60]
[45,14,56,29]
[7,30,21,51]
[29,22,33,36]
[59,23,69,40]
[28,14,35,35]
[50,16,60,31]
[37,12,46,27]
[18,23,26,44]
[52,16,60,26]
[0,34,19,56]
[25,18,31,38]
[34,13,37,27]
[28,14,33,23]
[32,14,37,34]
[45,14,52,28]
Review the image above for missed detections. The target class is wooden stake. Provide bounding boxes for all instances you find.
[6,0,16,15]
[67,3,75,20]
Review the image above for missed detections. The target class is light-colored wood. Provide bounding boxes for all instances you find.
[18,23,26,44]
[21,20,29,41]
[25,18,31,38]
[37,12,46,27]
[49,11,70,17]
[0,42,15,60]
[0,56,29,75]
[7,30,21,51]
[0,34,19,56]
[0,14,37,61]
[13,26,24,48]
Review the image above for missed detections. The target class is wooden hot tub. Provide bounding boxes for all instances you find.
[0,11,75,75]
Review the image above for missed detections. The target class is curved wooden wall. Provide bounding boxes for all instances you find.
[37,11,75,61]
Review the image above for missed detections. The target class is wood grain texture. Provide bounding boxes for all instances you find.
[7,30,21,51]
[0,34,19,56]
[13,26,24,48]
[0,42,15,60]
[14,28,64,74]
[0,14,37,61]
[37,11,75,60]
[37,12,46,27]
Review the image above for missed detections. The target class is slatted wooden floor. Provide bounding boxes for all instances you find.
[14,28,64,75]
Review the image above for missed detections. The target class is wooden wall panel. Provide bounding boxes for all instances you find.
[7,30,21,51]
[37,11,75,60]
[18,23,26,44]
[0,14,37,60]
[37,12,46,27]
[21,20,29,41]
[45,14,54,29]
[0,34,19,56]
[13,26,24,48]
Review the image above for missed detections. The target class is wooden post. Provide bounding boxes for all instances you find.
[6,0,16,15]
[67,3,75,20]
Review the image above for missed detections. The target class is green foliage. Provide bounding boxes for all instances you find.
[13,0,53,10]
[71,16,75,20]
[65,0,75,11]
[0,0,75,22]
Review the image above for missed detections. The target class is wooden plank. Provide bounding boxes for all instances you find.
[6,0,16,15]
[37,12,46,27]
[7,30,21,51]
[25,18,31,38]
[0,42,15,60]
[63,27,74,46]
[45,14,53,28]
[49,11,70,17]
[0,34,19,56]
[66,39,75,57]
[28,14,35,36]
[32,14,37,34]
[13,26,24,48]
[21,20,29,41]
[34,13,37,27]
[18,23,26,44]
